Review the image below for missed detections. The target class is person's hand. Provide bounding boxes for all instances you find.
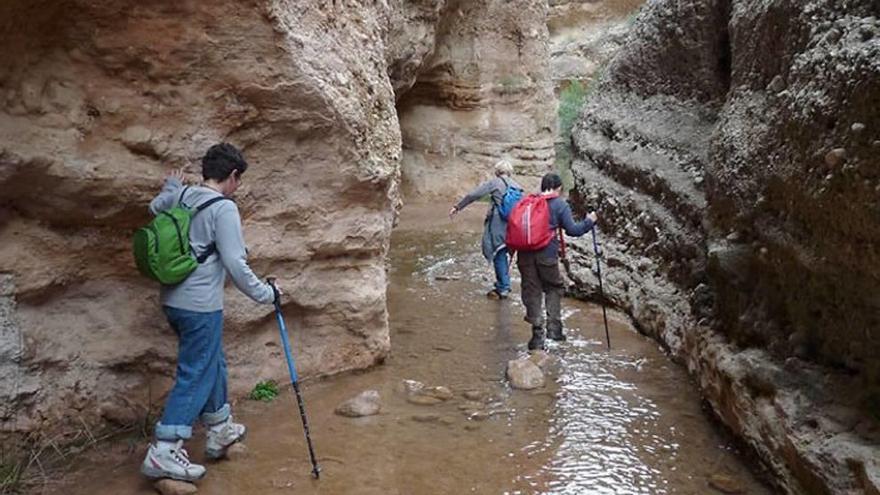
[165,168,186,185]
[267,278,284,301]
[587,211,598,224]
[448,205,458,219]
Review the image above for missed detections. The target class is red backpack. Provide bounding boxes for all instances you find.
[506,193,557,251]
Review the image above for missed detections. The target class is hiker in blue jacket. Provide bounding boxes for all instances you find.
[141,143,281,482]
[449,159,522,299]
[518,172,598,350]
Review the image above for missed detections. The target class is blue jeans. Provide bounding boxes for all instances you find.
[493,248,511,294]
[154,306,231,441]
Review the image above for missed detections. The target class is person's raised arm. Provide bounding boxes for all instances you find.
[449,179,496,218]
[148,169,185,215]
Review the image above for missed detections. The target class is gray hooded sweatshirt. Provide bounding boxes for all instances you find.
[148,177,274,312]
[455,176,521,261]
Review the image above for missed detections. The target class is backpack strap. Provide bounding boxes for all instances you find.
[194,196,231,213]
[177,186,191,208]
[192,195,234,263]
[493,177,510,209]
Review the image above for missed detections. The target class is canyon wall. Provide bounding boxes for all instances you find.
[566,0,880,493]
[397,0,556,199]
[0,0,451,446]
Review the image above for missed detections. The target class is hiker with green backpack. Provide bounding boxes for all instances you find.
[135,143,280,483]
[449,159,523,299]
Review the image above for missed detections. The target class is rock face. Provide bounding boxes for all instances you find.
[0,0,487,448]
[567,0,880,493]
[397,0,557,198]
[548,0,642,86]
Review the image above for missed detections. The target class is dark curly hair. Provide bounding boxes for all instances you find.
[202,143,248,181]
[541,172,563,192]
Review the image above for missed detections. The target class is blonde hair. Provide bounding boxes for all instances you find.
[494,159,514,177]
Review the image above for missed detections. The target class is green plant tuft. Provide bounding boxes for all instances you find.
[249,380,279,402]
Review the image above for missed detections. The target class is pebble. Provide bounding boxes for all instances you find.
[407,394,444,406]
[851,122,866,133]
[708,473,744,494]
[824,148,846,168]
[335,390,381,417]
[154,479,198,495]
[767,75,785,93]
[411,414,441,423]
[462,390,486,401]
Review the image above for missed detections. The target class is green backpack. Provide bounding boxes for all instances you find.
[133,187,231,285]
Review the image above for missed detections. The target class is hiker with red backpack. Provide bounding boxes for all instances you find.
[507,172,597,350]
[449,159,523,299]
[138,143,281,483]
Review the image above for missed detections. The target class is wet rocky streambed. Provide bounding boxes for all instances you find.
[50,206,772,494]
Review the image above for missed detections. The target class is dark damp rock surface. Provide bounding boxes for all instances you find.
[568,1,880,493]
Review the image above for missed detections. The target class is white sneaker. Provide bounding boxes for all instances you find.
[141,440,206,482]
[205,416,247,460]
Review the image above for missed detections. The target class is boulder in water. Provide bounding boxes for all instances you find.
[506,359,545,390]
[335,390,382,417]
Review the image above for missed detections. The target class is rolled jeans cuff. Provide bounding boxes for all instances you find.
[154,422,193,441]
[200,402,231,426]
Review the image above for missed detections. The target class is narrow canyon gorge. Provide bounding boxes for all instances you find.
[1,1,877,494]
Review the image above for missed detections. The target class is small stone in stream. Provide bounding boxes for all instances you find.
[412,414,441,423]
[335,390,381,417]
[433,345,454,352]
[423,386,454,401]
[708,473,744,494]
[154,479,198,495]
[407,394,444,406]
[226,443,248,460]
[402,379,425,395]
[462,390,485,401]
[468,411,490,421]
[434,275,461,281]
[506,359,545,390]
[851,122,866,134]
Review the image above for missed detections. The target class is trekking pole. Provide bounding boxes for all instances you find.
[267,278,321,479]
[590,225,612,350]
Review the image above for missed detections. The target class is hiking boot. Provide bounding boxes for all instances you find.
[547,326,566,342]
[486,289,510,300]
[527,326,545,351]
[141,440,206,482]
[205,416,247,460]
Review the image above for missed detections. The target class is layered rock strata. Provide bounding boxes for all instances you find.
[397,0,556,199]
[567,0,880,493]
[0,0,451,446]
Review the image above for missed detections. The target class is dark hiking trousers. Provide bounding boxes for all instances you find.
[516,250,564,332]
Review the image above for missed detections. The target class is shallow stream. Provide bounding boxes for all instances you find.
[52,206,771,494]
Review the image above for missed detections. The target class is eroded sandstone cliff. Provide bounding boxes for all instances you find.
[397,0,557,198]
[0,0,449,446]
[567,0,880,492]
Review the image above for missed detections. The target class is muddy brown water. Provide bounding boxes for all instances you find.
[48,206,771,494]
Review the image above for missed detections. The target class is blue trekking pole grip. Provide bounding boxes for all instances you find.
[267,278,321,479]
